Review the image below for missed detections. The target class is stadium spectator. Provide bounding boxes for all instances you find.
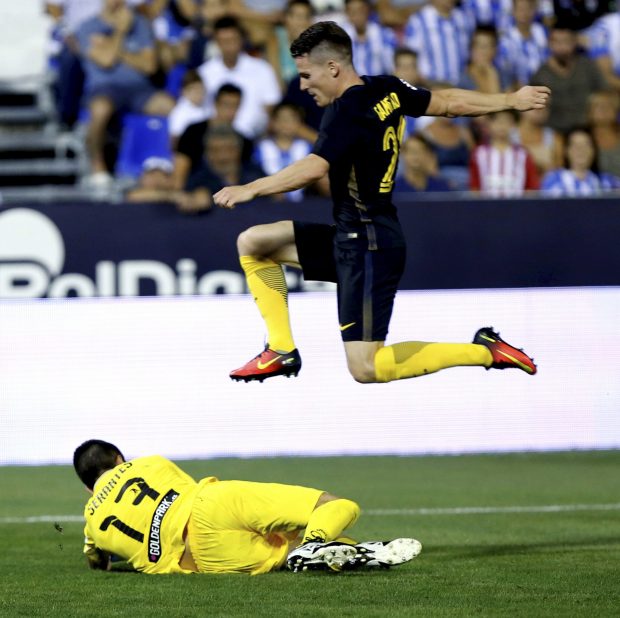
[461,0,512,31]
[513,107,563,175]
[150,0,196,95]
[548,0,612,33]
[186,125,264,195]
[173,82,253,189]
[75,0,175,186]
[227,0,287,49]
[392,47,423,86]
[253,104,314,202]
[459,27,502,94]
[266,0,315,88]
[394,134,451,193]
[125,156,212,213]
[341,0,396,76]
[73,439,421,574]
[168,69,209,145]
[45,0,146,128]
[470,110,539,196]
[588,90,620,178]
[281,76,325,141]
[404,0,473,87]
[497,0,548,88]
[420,116,475,190]
[589,12,620,95]
[376,0,425,29]
[541,127,620,196]
[392,47,426,138]
[530,23,607,133]
[308,0,346,20]
[45,0,91,128]
[457,26,504,144]
[187,0,231,68]
[197,16,282,138]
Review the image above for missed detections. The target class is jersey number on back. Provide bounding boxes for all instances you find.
[99,477,160,543]
[380,117,406,193]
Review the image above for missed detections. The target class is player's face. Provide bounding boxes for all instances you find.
[295,54,339,107]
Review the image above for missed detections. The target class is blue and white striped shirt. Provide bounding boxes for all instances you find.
[541,169,620,196]
[498,22,548,87]
[253,138,312,202]
[404,5,474,85]
[342,20,397,76]
[461,0,512,31]
[589,14,620,76]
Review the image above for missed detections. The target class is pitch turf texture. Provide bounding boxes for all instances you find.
[1,452,619,617]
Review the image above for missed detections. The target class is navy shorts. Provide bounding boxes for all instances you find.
[294,221,406,342]
[86,83,156,113]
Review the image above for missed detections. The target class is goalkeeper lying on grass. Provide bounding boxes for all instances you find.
[74,439,421,574]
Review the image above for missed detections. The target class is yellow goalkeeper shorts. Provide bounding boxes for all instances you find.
[187,479,323,574]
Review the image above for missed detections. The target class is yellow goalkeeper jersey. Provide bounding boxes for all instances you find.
[83,455,211,574]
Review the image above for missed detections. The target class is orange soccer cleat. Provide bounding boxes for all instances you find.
[230,346,302,383]
[473,327,537,375]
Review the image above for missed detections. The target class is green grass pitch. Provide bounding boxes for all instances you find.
[1,451,619,617]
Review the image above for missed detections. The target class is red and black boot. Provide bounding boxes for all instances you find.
[230,346,302,382]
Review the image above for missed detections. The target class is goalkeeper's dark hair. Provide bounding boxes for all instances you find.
[290,21,353,65]
[74,440,124,490]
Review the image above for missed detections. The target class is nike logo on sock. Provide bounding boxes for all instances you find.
[340,322,356,332]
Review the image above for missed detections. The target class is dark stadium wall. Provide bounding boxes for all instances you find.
[0,197,619,298]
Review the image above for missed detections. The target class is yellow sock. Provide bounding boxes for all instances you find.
[240,255,295,352]
[302,499,360,544]
[374,341,493,382]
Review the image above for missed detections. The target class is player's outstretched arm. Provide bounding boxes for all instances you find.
[213,154,330,209]
[426,86,551,117]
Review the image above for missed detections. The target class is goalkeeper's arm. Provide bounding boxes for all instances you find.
[83,535,111,571]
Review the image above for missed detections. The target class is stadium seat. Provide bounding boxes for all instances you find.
[115,113,172,179]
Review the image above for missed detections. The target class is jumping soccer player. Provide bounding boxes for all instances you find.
[214,21,548,384]
[74,439,421,574]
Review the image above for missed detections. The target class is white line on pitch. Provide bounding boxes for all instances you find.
[2,503,620,524]
[366,503,620,516]
[0,515,85,524]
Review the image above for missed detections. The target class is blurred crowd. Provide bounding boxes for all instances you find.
[45,0,620,211]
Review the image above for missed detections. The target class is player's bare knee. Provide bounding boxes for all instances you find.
[347,360,378,384]
[237,227,265,256]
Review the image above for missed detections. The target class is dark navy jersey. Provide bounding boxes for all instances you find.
[313,75,431,248]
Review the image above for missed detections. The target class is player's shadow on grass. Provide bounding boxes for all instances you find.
[431,537,620,559]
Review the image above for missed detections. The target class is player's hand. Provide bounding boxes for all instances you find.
[213,185,257,209]
[85,547,112,570]
[511,86,551,111]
